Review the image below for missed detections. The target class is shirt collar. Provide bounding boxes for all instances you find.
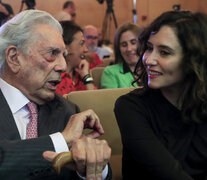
[122,61,131,74]
[0,78,30,113]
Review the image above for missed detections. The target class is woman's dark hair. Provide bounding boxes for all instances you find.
[135,10,207,123]
[60,21,83,45]
[114,22,141,64]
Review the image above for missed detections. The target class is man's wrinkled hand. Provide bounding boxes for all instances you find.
[62,109,104,147]
[43,136,111,180]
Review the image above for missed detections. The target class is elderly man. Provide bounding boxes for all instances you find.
[83,25,112,60]
[0,10,111,180]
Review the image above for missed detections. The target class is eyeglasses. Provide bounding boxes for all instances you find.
[84,35,98,40]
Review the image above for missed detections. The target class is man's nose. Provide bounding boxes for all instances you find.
[55,55,67,72]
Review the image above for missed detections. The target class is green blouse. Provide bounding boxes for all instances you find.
[101,62,138,89]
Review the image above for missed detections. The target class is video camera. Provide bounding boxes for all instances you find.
[97,0,113,11]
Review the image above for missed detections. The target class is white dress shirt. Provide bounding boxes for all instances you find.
[0,78,108,179]
[0,78,68,152]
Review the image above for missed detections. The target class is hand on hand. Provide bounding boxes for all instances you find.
[62,109,104,148]
[43,136,111,180]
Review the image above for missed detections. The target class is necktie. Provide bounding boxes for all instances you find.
[26,102,38,139]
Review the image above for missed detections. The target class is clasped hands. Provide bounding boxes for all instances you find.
[43,109,111,180]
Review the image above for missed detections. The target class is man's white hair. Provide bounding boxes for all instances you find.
[0,10,63,65]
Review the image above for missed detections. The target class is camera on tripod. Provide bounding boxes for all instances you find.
[97,0,113,10]
[97,0,117,44]
[97,0,112,4]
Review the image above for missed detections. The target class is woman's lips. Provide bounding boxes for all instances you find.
[148,70,162,79]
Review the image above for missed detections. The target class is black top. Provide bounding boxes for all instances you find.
[114,88,207,180]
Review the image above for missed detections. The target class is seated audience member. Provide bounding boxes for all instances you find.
[55,21,98,96]
[97,28,113,54]
[53,1,76,22]
[83,25,112,59]
[101,22,141,89]
[115,11,207,180]
[0,1,13,25]
[85,51,103,69]
[0,10,111,180]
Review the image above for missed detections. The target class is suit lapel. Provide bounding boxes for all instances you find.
[0,90,21,140]
[38,103,50,136]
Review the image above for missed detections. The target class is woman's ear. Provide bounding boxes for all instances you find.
[5,46,21,73]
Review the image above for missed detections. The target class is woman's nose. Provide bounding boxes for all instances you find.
[126,44,133,51]
[143,52,157,66]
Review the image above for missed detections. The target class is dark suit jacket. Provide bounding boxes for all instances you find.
[0,90,104,180]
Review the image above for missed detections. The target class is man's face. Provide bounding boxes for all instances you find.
[84,27,98,52]
[16,24,67,104]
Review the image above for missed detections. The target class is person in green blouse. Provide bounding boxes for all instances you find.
[101,22,141,89]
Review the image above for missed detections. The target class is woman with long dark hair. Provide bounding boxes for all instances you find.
[115,11,207,179]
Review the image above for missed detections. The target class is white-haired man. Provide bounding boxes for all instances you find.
[0,10,111,180]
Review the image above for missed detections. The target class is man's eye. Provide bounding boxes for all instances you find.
[43,50,59,62]
[48,50,59,56]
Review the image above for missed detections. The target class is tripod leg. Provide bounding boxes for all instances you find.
[102,12,111,44]
[111,9,118,28]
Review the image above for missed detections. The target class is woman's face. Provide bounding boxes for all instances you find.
[119,30,139,66]
[66,31,88,68]
[142,26,184,91]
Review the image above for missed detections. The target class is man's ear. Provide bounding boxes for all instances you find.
[5,46,21,73]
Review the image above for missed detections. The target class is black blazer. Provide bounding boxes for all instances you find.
[0,90,81,180]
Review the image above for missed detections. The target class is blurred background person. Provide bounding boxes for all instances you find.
[85,51,103,69]
[83,25,112,60]
[24,0,36,10]
[0,1,13,26]
[101,22,141,89]
[56,21,97,96]
[53,1,76,22]
[115,11,207,180]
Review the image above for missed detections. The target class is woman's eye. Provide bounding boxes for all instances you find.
[120,42,127,47]
[160,50,170,56]
[79,40,85,46]
[131,39,137,45]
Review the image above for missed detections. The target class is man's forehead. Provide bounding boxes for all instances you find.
[33,24,65,48]
[32,24,60,37]
[85,28,98,35]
